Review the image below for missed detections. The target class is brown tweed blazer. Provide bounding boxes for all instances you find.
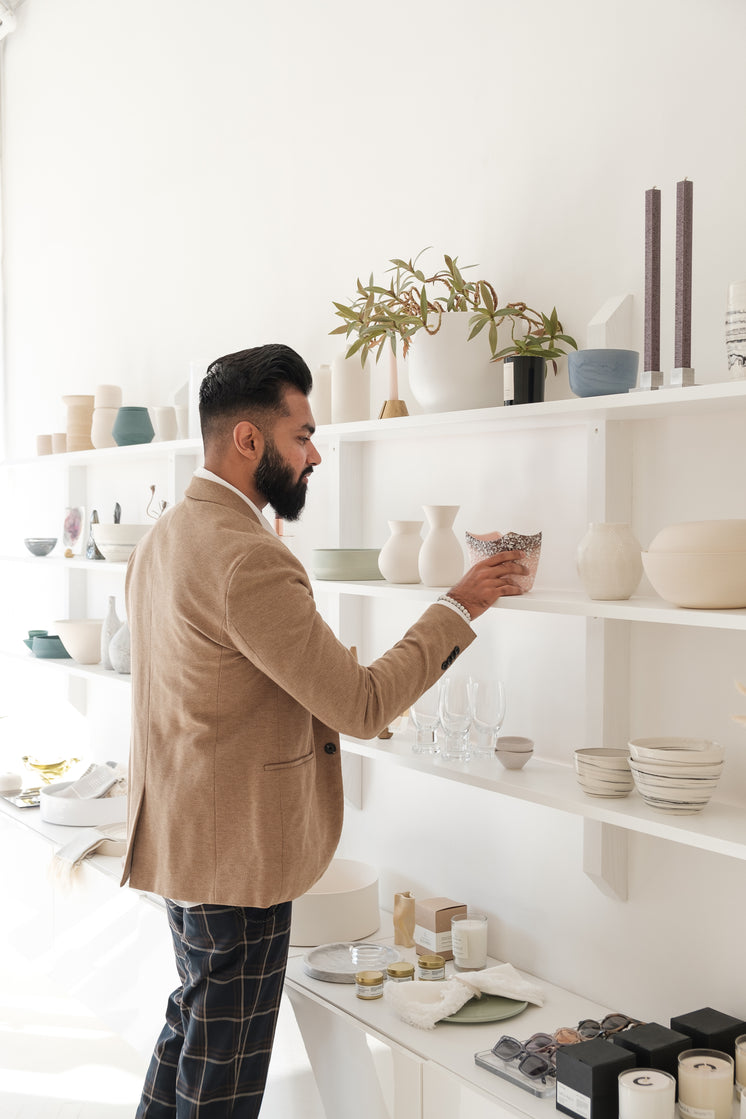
[121,476,474,907]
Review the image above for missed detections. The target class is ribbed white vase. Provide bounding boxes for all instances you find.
[378,520,423,583]
[418,505,464,587]
[577,522,643,601]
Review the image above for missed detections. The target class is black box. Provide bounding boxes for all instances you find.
[556,1039,636,1119]
[612,1022,691,1094]
[670,1007,746,1059]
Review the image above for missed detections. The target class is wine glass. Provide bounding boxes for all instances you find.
[438,675,473,761]
[409,682,441,755]
[470,679,506,758]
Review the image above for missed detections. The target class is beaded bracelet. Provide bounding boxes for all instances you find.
[436,593,472,625]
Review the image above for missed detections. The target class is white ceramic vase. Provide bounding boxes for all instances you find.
[151,405,178,441]
[378,520,423,583]
[109,621,131,674]
[407,311,503,413]
[726,280,746,379]
[418,505,464,587]
[62,394,95,452]
[331,354,370,423]
[577,522,643,601]
[101,595,122,669]
[91,407,118,448]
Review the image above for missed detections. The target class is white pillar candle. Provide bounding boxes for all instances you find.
[618,1069,675,1119]
[451,912,488,971]
[736,1035,746,1096]
[678,1050,734,1119]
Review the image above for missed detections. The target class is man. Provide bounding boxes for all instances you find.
[122,343,525,1117]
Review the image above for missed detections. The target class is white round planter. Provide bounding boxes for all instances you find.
[577,522,643,601]
[407,311,503,413]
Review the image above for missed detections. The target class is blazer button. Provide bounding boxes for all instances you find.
[324,742,337,755]
[453,646,460,656]
[441,661,449,671]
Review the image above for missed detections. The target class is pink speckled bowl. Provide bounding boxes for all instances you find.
[465,530,542,591]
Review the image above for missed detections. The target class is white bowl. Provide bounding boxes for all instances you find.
[53,619,103,664]
[92,523,151,562]
[648,519,746,553]
[628,737,723,763]
[497,736,534,753]
[289,858,380,947]
[496,747,533,770]
[575,747,631,770]
[642,549,746,609]
[40,780,127,826]
[311,549,383,581]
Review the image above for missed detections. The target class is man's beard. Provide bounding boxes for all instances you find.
[254,436,311,522]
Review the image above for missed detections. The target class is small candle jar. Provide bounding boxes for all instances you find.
[355,970,384,1000]
[417,954,445,981]
[736,1034,746,1099]
[678,1049,734,1119]
[618,1069,676,1119]
[387,961,415,983]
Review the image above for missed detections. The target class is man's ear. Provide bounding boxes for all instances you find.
[233,420,263,461]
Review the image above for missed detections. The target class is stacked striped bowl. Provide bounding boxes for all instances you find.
[628,737,724,815]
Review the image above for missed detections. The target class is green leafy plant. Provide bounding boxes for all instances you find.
[331,249,577,373]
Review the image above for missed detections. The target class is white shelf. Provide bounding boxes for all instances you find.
[1,437,202,469]
[341,730,746,862]
[2,553,128,571]
[2,648,131,686]
[312,581,746,631]
[312,379,746,442]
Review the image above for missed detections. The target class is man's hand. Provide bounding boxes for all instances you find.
[446,551,527,620]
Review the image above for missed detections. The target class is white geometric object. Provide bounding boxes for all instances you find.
[587,294,634,349]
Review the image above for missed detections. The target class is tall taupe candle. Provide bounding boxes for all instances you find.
[644,187,661,372]
[675,178,693,369]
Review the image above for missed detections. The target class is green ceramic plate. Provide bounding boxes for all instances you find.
[444,995,528,1024]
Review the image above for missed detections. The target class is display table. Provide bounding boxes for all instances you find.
[284,941,614,1119]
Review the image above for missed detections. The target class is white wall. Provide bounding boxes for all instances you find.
[3,0,746,1037]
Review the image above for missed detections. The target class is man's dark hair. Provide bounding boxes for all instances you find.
[198,344,313,443]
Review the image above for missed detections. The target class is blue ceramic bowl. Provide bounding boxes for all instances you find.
[30,634,71,659]
[568,349,639,398]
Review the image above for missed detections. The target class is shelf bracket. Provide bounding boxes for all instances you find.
[582,819,628,901]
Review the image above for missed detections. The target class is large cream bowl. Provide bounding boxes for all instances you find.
[642,520,746,608]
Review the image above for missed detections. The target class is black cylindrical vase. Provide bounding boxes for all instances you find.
[511,356,546,404]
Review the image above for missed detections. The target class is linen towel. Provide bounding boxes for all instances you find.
[384,962,544,1030]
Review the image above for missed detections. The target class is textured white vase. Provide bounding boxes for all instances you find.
[407,311,503,413]
[378,520,423,583]
[100,595,122,669]
[331,354,370,423]
[577,522,643,601]
[109,621,131,674]
[91,407,118,449]
[418,505,464,587]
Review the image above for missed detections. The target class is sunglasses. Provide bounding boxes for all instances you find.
[491,1035,557,1082]
[576,1014,643,1040]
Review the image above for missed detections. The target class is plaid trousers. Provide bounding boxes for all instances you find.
[136,899,292,1118]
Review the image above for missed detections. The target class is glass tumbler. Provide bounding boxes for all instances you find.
[470,679,506,757]
[409,682,441,755]
[439,676,473,761]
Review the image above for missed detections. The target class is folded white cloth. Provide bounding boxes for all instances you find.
[384,962,544,1030]
[48,822,127,891]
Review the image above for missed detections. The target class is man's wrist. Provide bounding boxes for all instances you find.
[436,594,473,625]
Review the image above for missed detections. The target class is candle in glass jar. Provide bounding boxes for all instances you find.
[736,1034,746,1097]
[618,1069,675,1119]
[678,1050,734,1119]
[451,911,488,971]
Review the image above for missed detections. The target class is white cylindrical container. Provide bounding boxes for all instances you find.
[577,522,643,601]
[618,1069,675,1119]
[151,406,179,442]
[678,1050,734,1119]
[451,910,488,971]
[726,280,746,379]
[310,363,332,426]
[91,407,118,449]
[100,596,122,670]
[378,520,423,583]
[418,505,464,587]
[736,1034,746,1098]
[331,354,370,424]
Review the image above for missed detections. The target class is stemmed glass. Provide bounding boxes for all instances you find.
[439,676,473,761]
[409,682,441,755]
[470,679,506,758]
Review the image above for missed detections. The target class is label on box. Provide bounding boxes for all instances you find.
[557,1082,591,1119]
[414,924,452,954]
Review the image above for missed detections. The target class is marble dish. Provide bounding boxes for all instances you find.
[24,537,57,557]
[303,942,400,983]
